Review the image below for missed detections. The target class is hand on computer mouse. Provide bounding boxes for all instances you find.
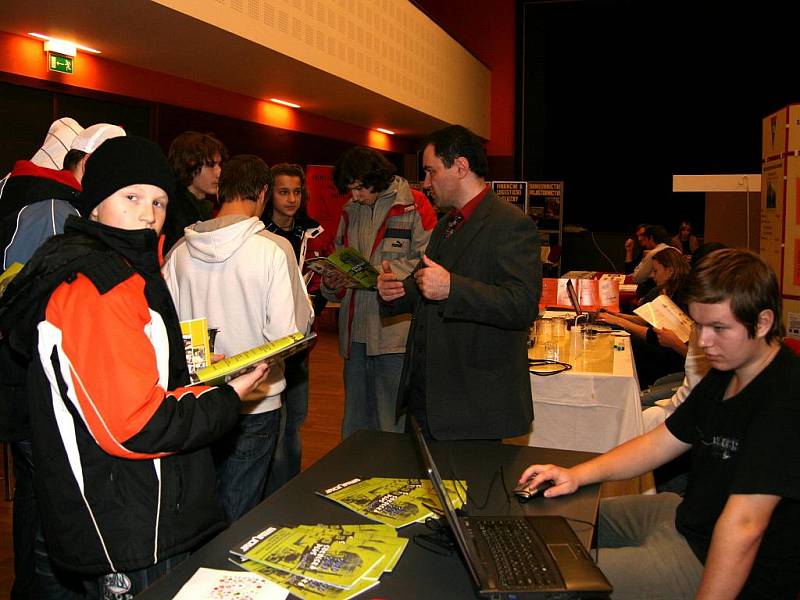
[514,480,554,503]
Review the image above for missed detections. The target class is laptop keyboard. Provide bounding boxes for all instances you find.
[475,519,558,589]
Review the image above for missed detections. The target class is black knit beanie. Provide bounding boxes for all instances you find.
[78,136,175,216]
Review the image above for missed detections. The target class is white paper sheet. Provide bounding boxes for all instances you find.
[171,567,288,600]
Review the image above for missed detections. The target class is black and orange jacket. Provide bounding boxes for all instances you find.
[0,215,240,575]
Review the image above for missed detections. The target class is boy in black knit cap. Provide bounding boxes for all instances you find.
[0,136,268,598]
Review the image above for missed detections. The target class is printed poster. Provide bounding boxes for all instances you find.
[527,181,563,233]
[760,158,784,280]
[782,157,800,295]
[491,181,527,213]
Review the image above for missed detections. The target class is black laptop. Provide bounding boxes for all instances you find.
[411,418,612,599]
[565,279,583,317]
[543,279,584,320]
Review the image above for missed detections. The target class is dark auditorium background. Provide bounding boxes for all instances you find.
[2,0,799,244]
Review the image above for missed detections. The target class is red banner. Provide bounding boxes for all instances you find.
[305,165,351,251]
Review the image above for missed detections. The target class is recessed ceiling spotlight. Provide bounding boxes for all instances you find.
[28,32,101,54]
[270,98,301,108]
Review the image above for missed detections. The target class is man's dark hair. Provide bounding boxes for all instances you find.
[643,224,670,245]
[266,163,308,220]
[423,125,489,179]
[685,248,784,343]
[333,147,396,194]
[168,131,229,188]
[218,155,272,203]
[62,149,87,173]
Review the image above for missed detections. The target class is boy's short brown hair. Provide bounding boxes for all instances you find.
[685,248,784,343]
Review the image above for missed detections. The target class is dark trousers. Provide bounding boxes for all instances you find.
[13,439,86,600]
[11,439,36,599]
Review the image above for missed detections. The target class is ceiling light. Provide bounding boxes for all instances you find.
[29,32,101,54]
[376,128,395,135]
[44,39,76,57]
[270,98,300,109]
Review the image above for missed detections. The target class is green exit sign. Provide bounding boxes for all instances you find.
[48,53,73,74]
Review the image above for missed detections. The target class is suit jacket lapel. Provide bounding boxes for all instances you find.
[428,194,493,271]
[424,215,448,262]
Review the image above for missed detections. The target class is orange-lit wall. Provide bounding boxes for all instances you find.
[416,0,516,167]
[0,30,412,154]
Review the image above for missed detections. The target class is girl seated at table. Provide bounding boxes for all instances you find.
[598,247,689,387]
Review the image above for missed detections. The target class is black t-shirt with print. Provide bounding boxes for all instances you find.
[666,345,800,599]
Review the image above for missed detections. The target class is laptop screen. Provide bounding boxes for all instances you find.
[565,279,582,315]
[409,417,614,597]
[410,417,482,585]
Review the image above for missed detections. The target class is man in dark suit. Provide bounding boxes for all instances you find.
[378,125,541,440]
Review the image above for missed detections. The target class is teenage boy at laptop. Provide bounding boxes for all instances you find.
[519,248,799,599]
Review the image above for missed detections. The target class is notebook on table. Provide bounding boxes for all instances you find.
[410,417,612,599]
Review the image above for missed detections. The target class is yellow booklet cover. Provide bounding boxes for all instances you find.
[316,477,467,529]
[0,262,24,298]
[179,317,211,376]
[305,247,379,289]
[234,559,379,600]
[190,332,316,385]
[229,525,387,590]
[230,524,406,598]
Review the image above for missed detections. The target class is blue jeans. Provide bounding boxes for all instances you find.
[213,410,280,522]
[264,355,309,496]
[640,371,685,407]
[342,343,405,438]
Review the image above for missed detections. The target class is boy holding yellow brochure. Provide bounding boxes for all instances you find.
[163,155,313,521]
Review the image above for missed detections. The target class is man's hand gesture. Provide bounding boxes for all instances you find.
[414,255,450,301]
[377,260,406,302]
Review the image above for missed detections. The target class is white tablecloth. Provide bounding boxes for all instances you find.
[526,331,644,453]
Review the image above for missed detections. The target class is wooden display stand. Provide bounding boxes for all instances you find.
[672,174,760,252]
[762,104,800,337]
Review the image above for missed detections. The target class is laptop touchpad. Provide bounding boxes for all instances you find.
[548,543,578,562]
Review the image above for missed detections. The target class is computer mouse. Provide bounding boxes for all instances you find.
[514,480,554,503]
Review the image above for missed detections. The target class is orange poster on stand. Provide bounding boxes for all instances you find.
[538,278,619,313]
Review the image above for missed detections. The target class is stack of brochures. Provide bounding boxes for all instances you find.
[230,523,408,600]
[316,477,467,528]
